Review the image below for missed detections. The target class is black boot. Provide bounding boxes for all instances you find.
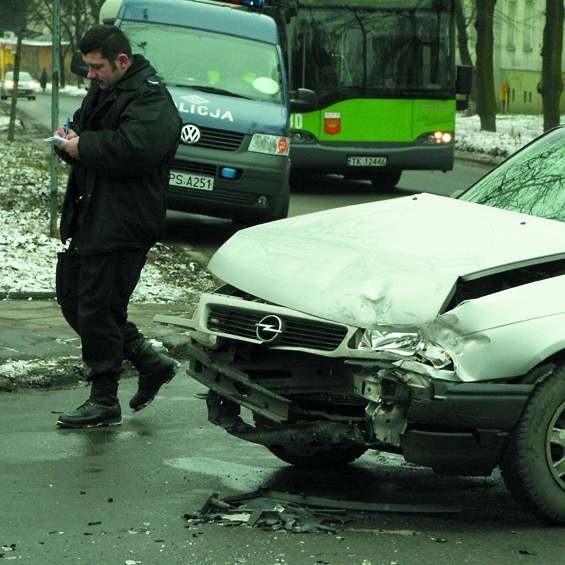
[125,336,178,412]
[57,374,121,428]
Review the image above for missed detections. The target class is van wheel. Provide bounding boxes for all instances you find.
[500,364,565,525]
[268,442,367,468]
[370,170,401,189]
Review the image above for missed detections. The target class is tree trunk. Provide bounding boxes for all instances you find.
[455,0,473,66]
[7,32,23,142]
[474,0,497,132]
[541,0,564,131]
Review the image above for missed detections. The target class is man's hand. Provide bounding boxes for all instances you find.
[60,136,80,159]
[54,126,78,140]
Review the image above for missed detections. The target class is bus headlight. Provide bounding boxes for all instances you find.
[423,131,453,144]
[249,134,290,156]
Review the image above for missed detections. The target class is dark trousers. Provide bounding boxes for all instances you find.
[56,248,148,377]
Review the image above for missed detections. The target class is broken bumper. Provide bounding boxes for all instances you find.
[186,339,534,474]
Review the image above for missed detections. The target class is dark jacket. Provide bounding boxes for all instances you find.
[58,55,181,253]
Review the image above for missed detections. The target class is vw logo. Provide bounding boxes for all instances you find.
[181,124,201,145]
[255,315,284,343]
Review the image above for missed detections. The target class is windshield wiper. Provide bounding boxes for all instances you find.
[168,83,252,99]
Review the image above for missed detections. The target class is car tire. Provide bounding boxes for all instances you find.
[370,170,401,189]
[267,443,367,468]
[500,363,565,525]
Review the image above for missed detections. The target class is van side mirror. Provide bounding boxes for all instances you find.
[456,65,472,95]
[71,51,88,78]
[290,88,318,112]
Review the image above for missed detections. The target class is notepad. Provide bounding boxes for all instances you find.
[44,135,66,147]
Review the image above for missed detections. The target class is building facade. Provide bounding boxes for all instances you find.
[0,32,72,85]
[465,0,564,114]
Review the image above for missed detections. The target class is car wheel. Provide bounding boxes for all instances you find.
[370,170,401,189]
[267,442,367,467]
[500,363,565,525]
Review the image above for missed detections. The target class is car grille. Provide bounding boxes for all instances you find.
[207,305,348,351]
[183,126,245,151]
[171,160,216,176]
[168,186,255,205]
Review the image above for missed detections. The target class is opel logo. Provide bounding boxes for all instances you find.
[181,124,201,145]
[255,315,284,343]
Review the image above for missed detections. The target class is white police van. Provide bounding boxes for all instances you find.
[99,0,291,224]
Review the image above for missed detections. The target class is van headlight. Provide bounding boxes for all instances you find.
[358,328,452,369]
[249,134,290,156]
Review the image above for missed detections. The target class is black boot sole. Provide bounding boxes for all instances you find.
[130,362,179,412]
[56,417,122,429]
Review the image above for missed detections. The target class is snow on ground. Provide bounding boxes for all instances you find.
[0,110,562,302]
[455,112,555,156]
[0,122,215,302]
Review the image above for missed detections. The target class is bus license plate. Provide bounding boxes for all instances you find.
[170,170,214,191]
[347,156,387,167]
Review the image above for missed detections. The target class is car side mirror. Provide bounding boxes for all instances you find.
[290,88,318,112]
[70,51,88,78]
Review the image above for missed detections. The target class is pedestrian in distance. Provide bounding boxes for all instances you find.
[39,67,48,92]
[52,24,182,429]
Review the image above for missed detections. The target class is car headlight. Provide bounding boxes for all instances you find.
[358,327,452,368]
[249,133,290,156]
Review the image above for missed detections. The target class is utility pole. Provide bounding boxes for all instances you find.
[49,0,61,237]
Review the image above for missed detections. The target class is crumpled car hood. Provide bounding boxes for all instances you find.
[208,193,565,328]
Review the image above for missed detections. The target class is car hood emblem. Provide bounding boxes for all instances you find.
[181,124,201,144]
[255,315,284,343]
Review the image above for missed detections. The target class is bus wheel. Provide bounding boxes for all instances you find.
[370,170,401,189]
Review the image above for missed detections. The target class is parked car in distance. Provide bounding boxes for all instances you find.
[171,125,565,525]
[0,71,39,100]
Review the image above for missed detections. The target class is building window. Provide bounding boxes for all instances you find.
[506,0,517,51]
[523,1,534,52]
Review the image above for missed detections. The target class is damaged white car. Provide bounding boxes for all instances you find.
[172,126,565,524]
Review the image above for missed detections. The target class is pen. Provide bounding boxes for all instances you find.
[63,117,71,136]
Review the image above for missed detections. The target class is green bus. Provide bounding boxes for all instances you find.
[266,0,472,188]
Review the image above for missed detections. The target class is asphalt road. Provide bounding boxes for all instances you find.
[2,375,564,564]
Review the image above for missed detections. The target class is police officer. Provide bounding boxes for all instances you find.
[53,25,181,428]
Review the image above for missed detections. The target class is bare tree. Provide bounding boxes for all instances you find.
[32,0,105,87]
[540,0,564,131]
[474,0,497,132]
[4,0,35,141]
[455,0,474,67]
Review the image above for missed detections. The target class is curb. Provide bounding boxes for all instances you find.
[454,150,506,167]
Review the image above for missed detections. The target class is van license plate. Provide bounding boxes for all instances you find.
[347,156,387,167]
[170,170,214,191]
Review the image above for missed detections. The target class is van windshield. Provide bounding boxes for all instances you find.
[121,21,284,103]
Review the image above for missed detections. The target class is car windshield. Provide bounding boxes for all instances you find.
[459,127,565,222]
[121,21,284,103]
[5,71,32,80]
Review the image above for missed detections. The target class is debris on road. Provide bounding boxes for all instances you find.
[184,489,460,533]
